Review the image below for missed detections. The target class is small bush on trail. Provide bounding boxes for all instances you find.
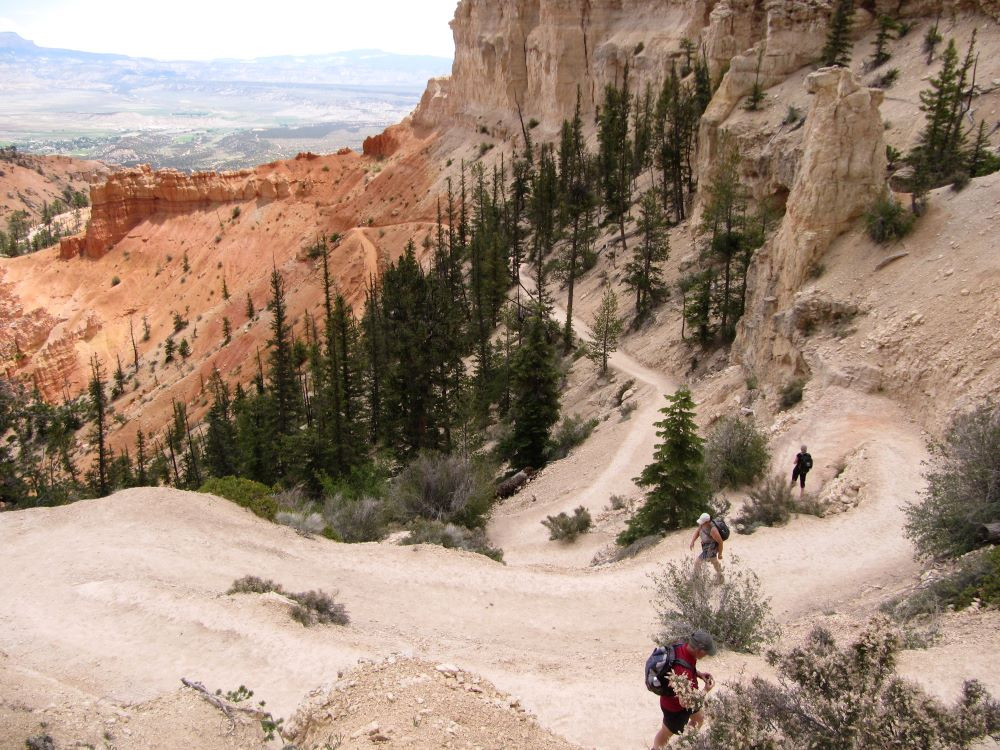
[227,576,349,626]
[703,416,770,490]
[673,618,1000,750]
[389,452,495,528]
[275,510,326,536]
[323,494,387,543]
[608,494,627,510]
[735,475,796,533]
[547,414,599,461]
[402,518,504,561]
[653,556,778,654]
[288,590,350,626]
[199,476,278,521]
[778,378,805,410]
[864,192,915,243]
[542,506,593,542]
[904,402,1000,560]
[228,575,281,595]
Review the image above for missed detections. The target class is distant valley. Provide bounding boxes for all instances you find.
[0,32,451,171]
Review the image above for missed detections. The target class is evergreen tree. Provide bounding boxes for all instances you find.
[598,66,634,264]
[744,46,766,110]
[266,268,299,440]
[967,120,1000,178]
[556,92,598,351]
[529,144,560,308]
[869,15,896,68]
[908,35,977,196]
[245,292,255,319]
[204,371,238,478]
[654,64,698,223]
[164,337,176,363]
[624,190,670,318]
[88,356,110,497]
[506,311,560,469]
[222,316,232,344]
[588,286,623,375]
[821,0,855,68]
[135,428,148,486]
[0,379,28,504]
[618,388,710,544]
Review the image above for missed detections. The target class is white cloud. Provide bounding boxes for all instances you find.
[0,0,457,59]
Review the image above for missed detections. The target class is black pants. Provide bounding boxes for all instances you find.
[792,466,808,488]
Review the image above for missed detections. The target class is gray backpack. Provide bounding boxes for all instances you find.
[644,644,692,696]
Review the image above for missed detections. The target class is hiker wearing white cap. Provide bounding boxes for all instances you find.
[689,512,724,583]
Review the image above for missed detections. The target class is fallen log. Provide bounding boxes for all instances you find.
[496,468,534,499]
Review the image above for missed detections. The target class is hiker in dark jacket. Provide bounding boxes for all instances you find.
[690,512,724,583]
[791,444,813,494]
[651,629,716,748]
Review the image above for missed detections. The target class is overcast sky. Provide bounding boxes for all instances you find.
[0,0,458,59]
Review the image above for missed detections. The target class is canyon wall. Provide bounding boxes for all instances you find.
[59,165,293,260]
[734,67,887,376]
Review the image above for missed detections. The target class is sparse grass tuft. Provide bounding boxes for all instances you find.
[542,506,593,542]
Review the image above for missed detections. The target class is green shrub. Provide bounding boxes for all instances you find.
[674,618,1000,750]
[735,475,796,533]
[703,416,770,489]
[883,547,1000,621]
[864,192,915,243]
[782,105,802,126]
[323,494,387,543]
[288,589,350,626]
[199,476,278,521]
[904,403,1000,560]
[542,506,592,542]
[226,576,349,626]
[873,67,899,89]
[547,414,599,461]
[389,452,495,528]
[228,575,281,594]
[111,275,120,287]
[778,378,805,410]
[402,518,503,561]
[652,556,778,654]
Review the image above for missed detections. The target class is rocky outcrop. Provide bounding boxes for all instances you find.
[735,67,886,376]
[417,0,713,128]
[362,130,401,159]
[59,165,292,260]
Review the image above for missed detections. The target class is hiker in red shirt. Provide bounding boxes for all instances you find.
[651,630,716,748]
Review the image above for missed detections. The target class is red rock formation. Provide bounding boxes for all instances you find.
[362,131,400,159]
[59,165,293,260]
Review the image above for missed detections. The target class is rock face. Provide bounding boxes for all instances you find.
[59,165,292,260]
[418,0,712,128]
[735,67,886,376]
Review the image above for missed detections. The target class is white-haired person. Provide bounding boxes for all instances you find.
[689,512,724,583]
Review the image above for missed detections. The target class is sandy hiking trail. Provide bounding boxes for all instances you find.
[3,278,999,750]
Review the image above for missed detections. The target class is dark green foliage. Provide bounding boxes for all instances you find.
[177,338,191,358]
[172,311,188,333]
[653,557,778,653]
[222,316,232,344]
[199,476,278,520]
[904,402,1000,560]
[542,505,592,542]
[821,0,855,68]
[624,190,670,318]
[548,414,599,462]
[675,619,1000,750]
[967,120,1000,178]
[778,378,806,410]
[923,15,942,63]
[389,452,496,528]
[704,416,770,490]
[88,356,110,497]
[869,15,897,68]
[654,64,701,223]
[598,66,634,260]
[245,292,255,319]
[505,312,561,469]
[873,67,900,89]
[908,34,978,196]
[402,519,504,561]
[864,192,915,242]
[619,388,710,544]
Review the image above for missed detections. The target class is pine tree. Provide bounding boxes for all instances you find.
[598,66,634,264]
[88,356,110,497]
[245,292,255,319]
[506,311,560,469]
[821,0,855,68]
[178,338,191,359]
[869,15,896,69]
[557,92,598,350]
[618,388,710,545]
[221,275,230,300]
[222,316,232,344]
[204,371,238,478]
[588,286,623,375]
[744,46,766,110]
[624,190,670,318]
[266,268,299,440]
[967,119,1000,178]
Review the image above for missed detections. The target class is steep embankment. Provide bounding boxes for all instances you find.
[0,151,106,222]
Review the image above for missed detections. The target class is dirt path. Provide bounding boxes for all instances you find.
[2,279,992,750]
